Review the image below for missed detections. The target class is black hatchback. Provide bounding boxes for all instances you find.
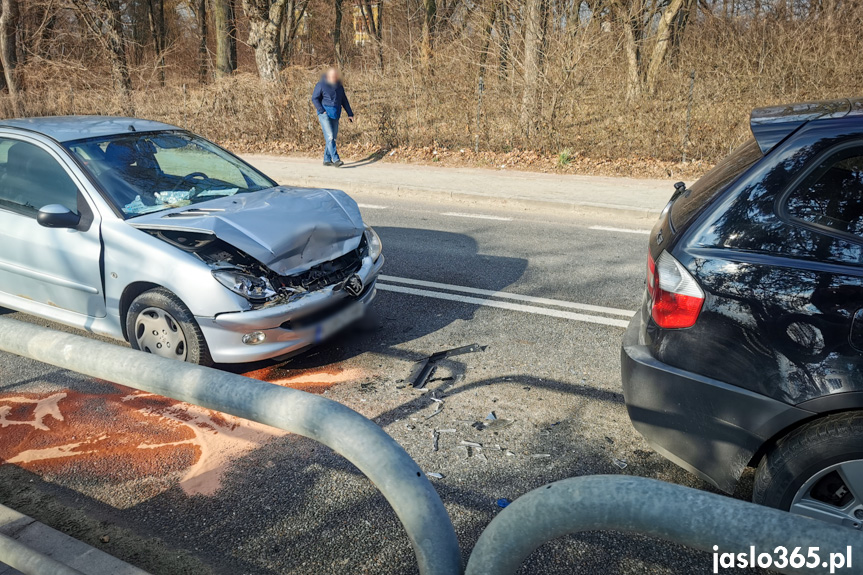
[622,98,863,529]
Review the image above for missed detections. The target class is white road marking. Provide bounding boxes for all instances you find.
[377,284,630,328]
[357,203,389,209]
[379,275,635,317]
[441,212,513,221]
[589,225,650,235]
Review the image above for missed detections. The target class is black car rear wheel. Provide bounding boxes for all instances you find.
[753,412,863,530]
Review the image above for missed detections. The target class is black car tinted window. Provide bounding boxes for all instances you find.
[786,145,863,237]
[0,138,79,216]
[671,138,762,230]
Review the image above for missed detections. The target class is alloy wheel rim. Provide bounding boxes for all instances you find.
[791,459,863,530]
[134,307,188,361]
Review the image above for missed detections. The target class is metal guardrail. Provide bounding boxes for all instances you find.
[3,316,863,575]
[0,316,462,575]
[0,532,85,575]
[465,475,863,575]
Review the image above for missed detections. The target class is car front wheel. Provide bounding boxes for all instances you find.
[126,287,213,366]
[753,412,863,530]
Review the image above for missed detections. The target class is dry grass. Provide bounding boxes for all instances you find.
[8,12,863,178]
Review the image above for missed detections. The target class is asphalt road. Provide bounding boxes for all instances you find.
[0,194,762,574]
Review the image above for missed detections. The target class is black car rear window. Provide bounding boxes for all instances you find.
[671,138,763,230]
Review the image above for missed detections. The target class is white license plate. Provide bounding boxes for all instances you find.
[314,302,364,343]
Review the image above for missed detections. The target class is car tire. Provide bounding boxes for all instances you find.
[753,412,863,526]
[126,287,213,366]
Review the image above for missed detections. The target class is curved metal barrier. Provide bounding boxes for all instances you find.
[5,316,863,575]
[465,475,863,575]
[0,317,462,575]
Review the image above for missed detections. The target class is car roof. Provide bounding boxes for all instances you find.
[750,97,863,153]
[0,116,182,143]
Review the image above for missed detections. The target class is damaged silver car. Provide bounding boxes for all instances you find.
[0,116,383,365]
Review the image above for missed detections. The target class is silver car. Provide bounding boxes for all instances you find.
[0,116,384,365]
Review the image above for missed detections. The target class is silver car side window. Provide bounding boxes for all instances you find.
[0,138,80,216]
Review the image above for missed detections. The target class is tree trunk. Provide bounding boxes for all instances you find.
[616,2,642,101]
[420,0,436,66]
[147,0,166,86]
[643,0,686,94]
[243,0,288,81]
[498,0,510,80]
[519,0,547,136]
[359,0,383,69]
[0,0,20,116]
[478,0,498,84]
[197,0,208,82]
[333,0,343,65]
[70,0,133,113]
[212,0,237,77]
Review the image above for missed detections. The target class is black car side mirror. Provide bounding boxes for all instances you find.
[37,204,81,229]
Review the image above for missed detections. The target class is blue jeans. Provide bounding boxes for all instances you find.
[317,112,340,163]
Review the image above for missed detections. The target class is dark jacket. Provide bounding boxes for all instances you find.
[312,77,353,119]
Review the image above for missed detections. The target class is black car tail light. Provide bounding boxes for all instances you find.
[647,250,704,329]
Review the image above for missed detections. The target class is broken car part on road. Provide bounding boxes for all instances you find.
[412,343,487,388]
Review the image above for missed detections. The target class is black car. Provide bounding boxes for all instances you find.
[622,98,863,529]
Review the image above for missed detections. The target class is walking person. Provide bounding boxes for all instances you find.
[312,67,354,167]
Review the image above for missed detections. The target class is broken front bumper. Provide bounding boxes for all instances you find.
[197,255,384,363]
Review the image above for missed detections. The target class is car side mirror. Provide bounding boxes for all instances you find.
[37,204,81,229]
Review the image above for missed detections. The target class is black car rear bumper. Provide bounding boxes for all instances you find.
[621,314,815,493]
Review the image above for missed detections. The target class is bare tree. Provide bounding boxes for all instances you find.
[195,0,208,82]
[212,0,237,77]
[358,0,383,69]
[68,0,133,112]
[332,0,343,66]
[242,0,289,80]
[421,0,436,65]
[520,0,548,136]
[614,0,691,99]
[146,0,166,85]
[0,0,20,115]
[279,0,310,65]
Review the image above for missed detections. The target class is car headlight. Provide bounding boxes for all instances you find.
[364,225,382,261]
[212,269,277,302]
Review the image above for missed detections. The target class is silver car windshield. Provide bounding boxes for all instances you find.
[65,132,276,219]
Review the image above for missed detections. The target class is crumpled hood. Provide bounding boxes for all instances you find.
[130,186,364,276]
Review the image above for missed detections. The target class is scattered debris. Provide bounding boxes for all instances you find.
[436,428,456,433]
[531,453,551,459]
[432,430,440,452]
[496,498,511,508]
[485,412,497,421]
[459,440,482,448]
[506,450,516,457]
[405,424,416,430]
[430,397,444,403]
[412,343,487,388]
[475,452,488,462]
[427,472,444,479]
[485,418,514,431]
[612,458,628,469]
[425,406,444,419]
[100,535,110,544]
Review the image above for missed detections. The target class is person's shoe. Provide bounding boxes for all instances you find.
[333,160,344,167]
[323,161,333,166]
